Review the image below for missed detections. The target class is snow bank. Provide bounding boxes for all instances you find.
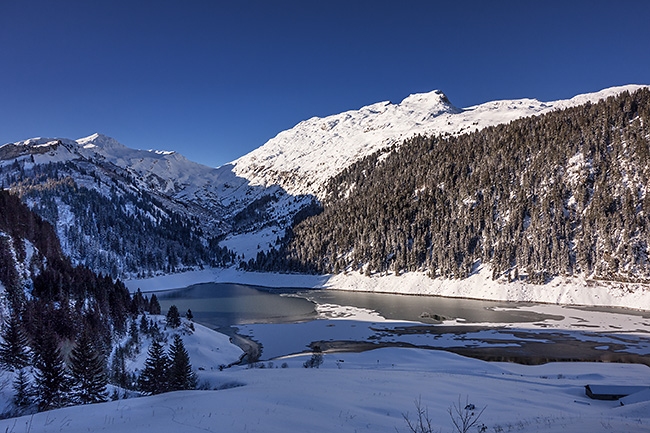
[125,265,650,311]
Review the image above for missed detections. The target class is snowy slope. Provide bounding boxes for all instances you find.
[1,347,648,433]
[232,85,647,198]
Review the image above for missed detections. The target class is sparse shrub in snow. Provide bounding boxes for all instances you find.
[303,346,323,368]
[399,396,437,433]
[448,396,486,433]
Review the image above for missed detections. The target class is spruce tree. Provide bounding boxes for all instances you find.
[138,339,169,395]
[139,314,149,335]
[149,294,161,315]
[128,319,139,347]
[69,332,108,404]
[168,335,197,391]
[166,305,181,328]
[33,329,68,411]
[0,314,30,371]
[110,345,130,389]
[13,368,32,410]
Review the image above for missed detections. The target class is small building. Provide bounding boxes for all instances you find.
[585,385,650,401]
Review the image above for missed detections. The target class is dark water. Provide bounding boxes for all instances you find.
[151,283,650,363]
[151,282,563,332]
[152,283,318,329]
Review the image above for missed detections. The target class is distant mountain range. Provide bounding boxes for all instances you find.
[0,84,646,278]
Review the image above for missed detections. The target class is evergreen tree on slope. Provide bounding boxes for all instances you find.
[0,313,30,371]
[33,328,69,411]
[69,332,108,404]
[138,339,169,395]
[168,335,197,391]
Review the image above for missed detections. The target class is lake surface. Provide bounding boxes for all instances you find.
[152,282,650,364]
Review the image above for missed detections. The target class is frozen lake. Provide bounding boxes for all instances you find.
[152,283,650,363]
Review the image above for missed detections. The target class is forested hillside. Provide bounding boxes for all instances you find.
[0,189,132,410]
[1,160,234,278]
[251,89,650,284]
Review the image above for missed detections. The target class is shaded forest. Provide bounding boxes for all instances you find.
[1,161,234,278]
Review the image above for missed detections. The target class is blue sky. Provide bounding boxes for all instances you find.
[1,0,648,167]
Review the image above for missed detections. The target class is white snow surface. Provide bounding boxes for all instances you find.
[126,265,650,311]
[1,347,648,433]
[123,315,244,375]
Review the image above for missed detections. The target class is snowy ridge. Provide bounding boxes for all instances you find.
[232,85,647,198]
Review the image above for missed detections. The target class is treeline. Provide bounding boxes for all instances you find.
[1,161,235,278]
[248,88,650,284]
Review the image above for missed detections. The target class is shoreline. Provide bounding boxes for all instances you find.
[125,266,650,311]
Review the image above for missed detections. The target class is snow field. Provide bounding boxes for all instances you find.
[1,348,648,433]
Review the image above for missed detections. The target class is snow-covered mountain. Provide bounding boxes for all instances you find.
[1,84,646,275]
[232,85,646,198]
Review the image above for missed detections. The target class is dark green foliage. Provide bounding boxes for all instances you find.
[138,340,169,395]
[139,314,149,334]
[131,289,146,315]
[166,305,181,328]
[13,368,32,410]
[129,319,140,347]
[168,335,197,391]
[149,294,161,315]
[0,314,31,371]
[2,171,235,278]
[69,332,108,404]
[186,309,193,321]
[0,189,136,413]
[254,89,650,284]
[110,345,133,390]
[33,328,69,411]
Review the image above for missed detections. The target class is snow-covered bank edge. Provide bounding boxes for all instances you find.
[125,266,650,311]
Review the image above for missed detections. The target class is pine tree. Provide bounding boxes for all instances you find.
[128,319,139,347]
[138,340,169,395]
[13,368,32,410]
[69,332,108,404]
[168,335,197,391]
[186,309,193,321]
[110,345,130,389]
[166,305,181,328]
[33,329,69,411]
[0,314,30,371]
[139,314,149,335]
[149,294,161,315]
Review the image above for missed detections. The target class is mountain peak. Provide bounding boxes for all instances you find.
[399,89,460,114]
[76,133,126,151]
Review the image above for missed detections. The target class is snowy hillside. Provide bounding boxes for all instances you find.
[232,85,647,198]
[1,347,648,433]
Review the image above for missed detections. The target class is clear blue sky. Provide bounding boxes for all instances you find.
[1,0,648,167]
